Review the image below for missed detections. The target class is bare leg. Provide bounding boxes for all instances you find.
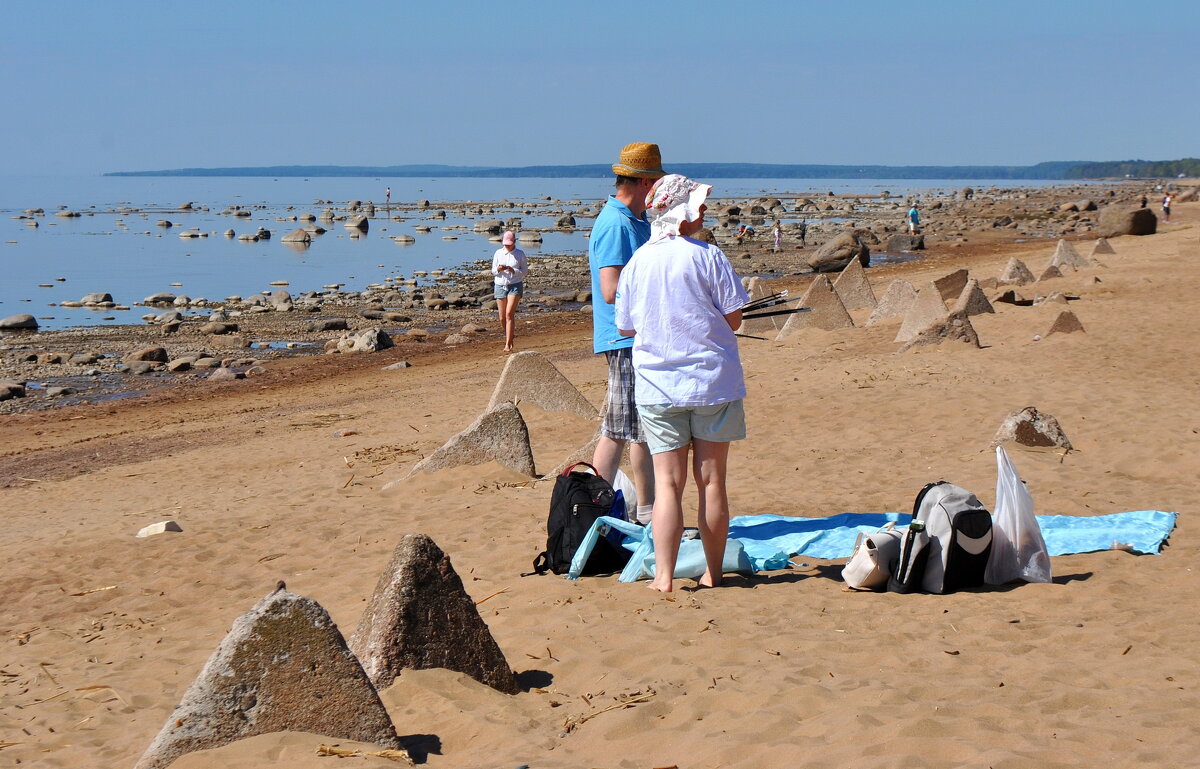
[592,435,624,484]
[692,439,731,587]
[649,445,690,592]
[503,295,520,351]
[496,294,509,349]
[628,440,655,507]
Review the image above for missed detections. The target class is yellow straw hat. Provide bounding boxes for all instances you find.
[611,142,665,179]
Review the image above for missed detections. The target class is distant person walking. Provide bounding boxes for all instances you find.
[385,186,391,208]
[1162,192,1173,223]
[771,219,782,252]
[589,142,665,521]
[1139,194,1148,209]
[907,204,920,234]
[798,217,807,247]
[492,230,527,352]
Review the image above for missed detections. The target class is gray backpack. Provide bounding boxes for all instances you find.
[889,482,994,594]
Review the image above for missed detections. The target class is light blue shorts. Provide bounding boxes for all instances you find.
[637,400,746,455]
[494,282,524,299]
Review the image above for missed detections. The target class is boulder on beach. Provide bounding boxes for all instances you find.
[81,292,114,305]
[399,402,536,480]
[807,232,870,273]
[143,292,177,305]
[280,228,311,244]
[473,219,503,234]
[344,215,369,232]
[1098,205,1156,237]
[992,406,1072,450]
[349,533,519,694]
[125,346,169,363]
[133,586,401,769]
[0,314,39,331]
[0,381,27,401]
[335,328,393,354]
[886,234,925,252]
[486,350,598,420]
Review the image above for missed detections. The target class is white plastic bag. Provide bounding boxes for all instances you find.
[985,446,1052,584]
[611,469,637,520]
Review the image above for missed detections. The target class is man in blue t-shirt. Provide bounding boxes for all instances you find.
[589,142,664,522]
[907,204,920,234]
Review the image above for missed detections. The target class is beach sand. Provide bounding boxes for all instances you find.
[1,203,1197,768]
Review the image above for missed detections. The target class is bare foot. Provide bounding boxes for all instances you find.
[698,571,722,588]
[648,578,673,593]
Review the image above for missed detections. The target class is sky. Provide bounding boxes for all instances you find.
[2,0,1197,176]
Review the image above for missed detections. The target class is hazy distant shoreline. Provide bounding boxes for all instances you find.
[103,158,1200,181]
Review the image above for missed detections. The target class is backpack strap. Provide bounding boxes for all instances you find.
[523,551,550,577]
[562,461,598,477]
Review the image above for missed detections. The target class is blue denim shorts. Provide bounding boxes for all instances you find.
[494,282,524,299]
[637,399,746,454]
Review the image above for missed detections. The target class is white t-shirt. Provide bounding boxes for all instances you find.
[614,235,750,407]
[491,246,527,286]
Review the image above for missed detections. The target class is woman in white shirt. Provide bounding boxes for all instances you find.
[615,174,750,593]
[491,231,527,352]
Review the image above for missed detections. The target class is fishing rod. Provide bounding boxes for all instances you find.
[742,307,811,320]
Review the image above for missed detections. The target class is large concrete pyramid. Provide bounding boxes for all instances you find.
[775,275,854,340]
[401,402,536,480]
[832,257,877,309]
[894,282,948,343]
[1089,237,1116,257]
[897,310,981,352]
[998,257,1036,286]
[950,278,994,316]
[739,277,786,336]
[866,280,918,326]
[349,534,519,695]
[486,351,598,420]
[1039,263,1065,282]
[1049,239,1090,270]
[933,268,969,303]
[135,586,400,769]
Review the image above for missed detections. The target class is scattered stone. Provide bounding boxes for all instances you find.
[0,381,27,401]
[167,359,193,372]
[807,232,870,273]
[349,534,519,694]
[997,257,1036,286]
[144,292,177,305]
[933,269,969,303]
[775,275,854,340]
[866,280,918,326]
[136,520,183,538]
[950,279,994,316]
[207,367,244,381]
[81,292,114,305]
[1098,205,1157,237]
[1046,310,1085,336]
[280,228,311,244]
[309,318,348,332]
[126,346,169,363]
[401,402,536,479]
[133,586,400,769]
[0,314,38,331]
[894,282,948,343]
[125,361,157,375]
[336,328,393,354]
[897,310,981,352]
[199,322,238,335]
[831,257,878,309]
[344,215,369,232]
[486,351,598,420]
[382,361,412,370]
[45,386,74,397]
[886,234,925,251]
[443,333,470,345]
[992,406,1072,450]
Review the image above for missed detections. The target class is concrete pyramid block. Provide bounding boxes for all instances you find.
[832,257,877,309]
[998,257,1036,286]
[897,310,981,352]
[933,268,969,303]
[951,278,994,316]
[404,402,536,479]
[775,275,854,340]
[1039,263,1065,282]
[1050,239,1091,270]
[135,586,400,769]
[1046,310,1085,336]
[992,406,1072,450]
[738,277,784,336]
[486,351,598,420]
[1089,237,1116,257]
[894,282,948,343]
[350,534,519,694]
[866,280,918,326]
[547,429,602,478]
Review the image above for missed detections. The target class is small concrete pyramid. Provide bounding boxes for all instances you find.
[866,280,918,326]
[349,534,519,694]
[775,275,854,340]
[1049,239,1091,270]
[1038,263,1065,281]
[894,282,948,343]
[135,586,400,769]
[1046,310,1085,336]
[486,351,598,420]
[897,310,981,353]
[739,277,785,336]
[832,257,877,309]
[933,268,969,303]
[951,278,994,316]
[1089,237,1116,257]
[403,402,536,479]
[998,257,1036,286]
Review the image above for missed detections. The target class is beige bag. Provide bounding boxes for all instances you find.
[842,523,904,591]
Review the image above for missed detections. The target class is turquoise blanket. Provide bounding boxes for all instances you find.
[728,510,1178,569]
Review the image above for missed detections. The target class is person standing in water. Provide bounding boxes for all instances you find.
[492,230,527,352]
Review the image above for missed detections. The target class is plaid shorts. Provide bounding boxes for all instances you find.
[601,348,644,443]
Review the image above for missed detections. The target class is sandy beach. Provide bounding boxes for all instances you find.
[2,197,1197,768]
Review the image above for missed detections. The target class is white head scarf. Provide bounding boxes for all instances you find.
[644,173,712,240]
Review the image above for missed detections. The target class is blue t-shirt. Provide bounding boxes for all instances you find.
[589,196,650,353]
[908,208,919,224]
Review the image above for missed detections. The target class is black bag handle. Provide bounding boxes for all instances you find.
[524,551,550,577]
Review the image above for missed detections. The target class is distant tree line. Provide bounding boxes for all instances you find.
[1061,158,1200,179]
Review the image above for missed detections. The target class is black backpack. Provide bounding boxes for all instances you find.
[530,462,630,576]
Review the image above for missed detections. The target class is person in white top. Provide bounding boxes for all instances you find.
[491,231,527,352]
[615,174,750,593]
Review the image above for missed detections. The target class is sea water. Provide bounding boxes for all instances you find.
[1,175,1077,330]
